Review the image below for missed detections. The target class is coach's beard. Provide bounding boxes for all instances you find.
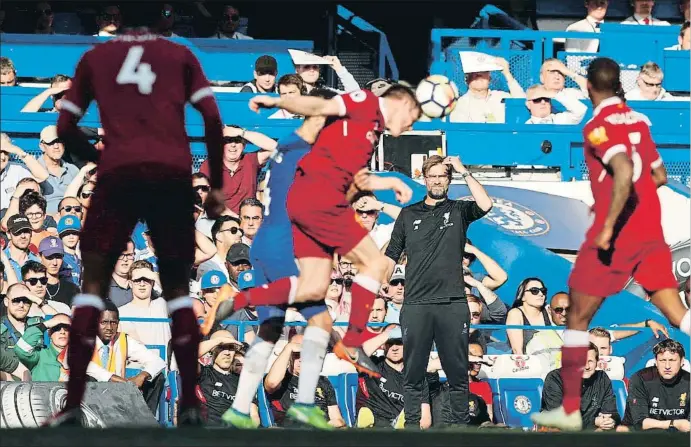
[427,187,448,200]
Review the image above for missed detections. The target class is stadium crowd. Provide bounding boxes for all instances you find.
[0,0,690,432]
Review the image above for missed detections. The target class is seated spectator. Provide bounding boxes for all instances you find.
[23,260,70,315]
[4,215,40,279]
[38,236,79,307]
[270,74,304,119]
[76,180,96,219]
[547,291,569,328]
[351,191,401,250]
[358,297,391,354]
[193,270,228,320]
[193,172,235,239]
[622,339,689,432]
[56,195,85,225]
[21,75,72,113]
[197,216,243,283]
[196,331,259,426]
[289,50,360,94]
[108,240,135,307]
[468,295,491,352]
[62,162,97,213]
[225,243,251,292]
[154,3,179,38]
[565,0,608,53]
[264,334,346,428]
[467,343,494,424]
[622,0,670,25]
[384,265,405,324]
[1,134,50,211]
[325,269,348,320]
[625,62,681,101]
[240,55,278,93]
[449,52,525,123]
[57,215,81,286]
[0,57,17,86]
[463,241,508,324]
[94,5,121,37]
[19,191,57,247]
[35,125,80,214]
[86,301,166,415]
[506,277,552,355]
[540,342,620,431]
[356,334,432,428]
[118,261,171,349]
[14,312,71,381]
[525,84,588,124]
[239,198,264,246]
[34,2,55,35]
[539,59,588,100]
[666,21,690,49]
[211,5,252,39]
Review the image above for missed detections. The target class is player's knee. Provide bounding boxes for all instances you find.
[307,310,333,333]
[361,253,389,280]
[298,281,330,303]
[257,319,283,344]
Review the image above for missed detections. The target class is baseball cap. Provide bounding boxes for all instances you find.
[365,78,394,97]
[39,236,64,257]
[40,125,59,143]
[255,55,277,74]
[201,270,228,290]
[387,327,403,343]
[7,215,31,235]
[57,215,81,236]
[226,243,250,264]
[238,269,255,291]
[389,264,405,283]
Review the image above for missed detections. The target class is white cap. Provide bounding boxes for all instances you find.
[390,264,405,282]
[460,51,503,74]
[288,49,330,66]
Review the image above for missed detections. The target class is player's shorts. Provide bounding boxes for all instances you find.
[568,239,677,298]
[80,163,195,265]
[256,301,328,325]
[286,170,368,259]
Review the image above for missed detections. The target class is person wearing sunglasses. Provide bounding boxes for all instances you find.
[14,312,71,382]
[548,292,570,327]
[21,74,72,113]
[506,277,552,356]
[3,215,40,280]
[383,265,405,325]
[214,5,252,40]
[22,261,69,317]
[1,133,49,215]
[35,125,80,214]
[154,3,178,38]
[525,83,588,125]
[625,62,677,101]
[56,196,85,223]
[325,270,347,320]
[108,240,136,307]
[467,295,490,353]
[95,5,122,37]
[34,1,54,35]
[351,191,401,250]
[197,216,243,284]
[38,236,79,308]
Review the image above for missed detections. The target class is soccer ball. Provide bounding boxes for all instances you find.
[415,75,460,119]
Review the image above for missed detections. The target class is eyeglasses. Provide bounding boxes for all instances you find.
[132,277,155,285]
[80,192,94,199]
[11,229,32,236]
[25,276,49,286]
[552,306,569,314]
[11,297,32,305]
[471,311,482,319]
[641,79,662,88]
[223,13,240,22]
[300,65,320,71]
[26,211,45,219]
[223,136,244,145]
[339,261,354,269]
[389,279,405,287]
[100,319,119,326]
[220,227,243,235]
[50,323,71,333]
[424,174,449,181]
[60,205,83,213]
[118,253,135,261]
[527,287,548,296]
[331,278,344,286]
[355,210,378,217]
[41,139,62,146]
[194,185,210,193]
[530,97,551,104]
[101,13,121,22]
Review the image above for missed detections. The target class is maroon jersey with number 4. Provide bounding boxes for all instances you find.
[60,31,213,174]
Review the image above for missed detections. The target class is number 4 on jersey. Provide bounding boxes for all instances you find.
[116,46,157,94]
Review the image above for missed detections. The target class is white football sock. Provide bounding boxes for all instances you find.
[232,337,274,415]
[680,310,691,336]
[296,325,330,405]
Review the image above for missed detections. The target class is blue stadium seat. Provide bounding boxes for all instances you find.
[490,378,544,428]
[327,375,350,426]
[256,382,275,428]
[341,373,359,427]
[611,379,628,420]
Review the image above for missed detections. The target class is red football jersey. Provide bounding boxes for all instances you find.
[60,31,213,174]
[582,97,664,244]
[296,90,384,193]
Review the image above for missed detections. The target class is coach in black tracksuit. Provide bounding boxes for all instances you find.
[385,155,492,427]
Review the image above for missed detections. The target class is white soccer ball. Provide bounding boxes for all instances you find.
[415,75,460,119]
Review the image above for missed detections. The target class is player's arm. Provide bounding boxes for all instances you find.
[651,159,667,188]
[56,53,100,163]
[603,152,634,231]
[224,127,278,165]
[250,95,343,117]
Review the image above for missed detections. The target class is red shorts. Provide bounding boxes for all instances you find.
[568,239,677,298]
[286,172,368,259]
[80,163,195,264]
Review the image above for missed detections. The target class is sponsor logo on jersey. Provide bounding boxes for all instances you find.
[461,196,549,237]
[681,393,687,407]
[587,126,609,146]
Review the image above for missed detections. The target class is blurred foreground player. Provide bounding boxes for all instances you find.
[532,57,691,431]
[51,28,225,426]
[205,86,421,374]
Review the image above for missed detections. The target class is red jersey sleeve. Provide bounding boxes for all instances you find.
[184,48,213,105]
[334,90,379,120]
[584,120,631,166]
[61,51,94,117]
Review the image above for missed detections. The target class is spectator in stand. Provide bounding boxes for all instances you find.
[239,198,264,246]
[75,180,96,223]
[548,292,569,327]
[467,295,491,352]
[539,59,588,100]
[108,240,135,307]
[683,277,690,308]
[35,125,79,213]
[57,215,81,286]
[198,126,272,214]
[467,343,494,424]
[0,57,17,86]
[2,179,44,230]
[86,301,167,415]
[240,55,278,93]
[506,277,552,355]
[211,5,252,39]
[197,216,243,282]
[621,339,689,432]
[3,215,39,279]
[118,261,171,350]
[1,133,49,210]
[15,313,71,381]
[38,236,79,307]
[94,5,122,37]
[325,269,348,321]
[622,0,670,25]
[34,2,55,35]
[22,261,69,315]
[525,84,588,124]
[1,250,17,293]
[196,332,259,426]
[565,0,609,53]
[193,270,229,320]
[264,334,345,428]
[588,318,670,358]
[666,21,690,49]
[21,75,72,113]
[269,74,304,119]
[289,50,360,94]
[463,241,508,324]
[682,0,691,21]
[19,191,57,247]
[154,3,178,38]
[224,245,258,342]
[384,265,405,324]
[540,342,620,431]
[56,196,85,224]
[351,191,402,250]
[449,52,525,123]
[193,172,215,238]
[625,62,682,101]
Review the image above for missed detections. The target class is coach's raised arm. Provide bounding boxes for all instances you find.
[383,154,491,428]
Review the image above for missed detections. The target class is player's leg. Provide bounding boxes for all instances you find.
[650,289,691,335]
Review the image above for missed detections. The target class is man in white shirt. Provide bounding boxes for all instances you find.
[93,5,121,37]
[196,215,242,282]
[351,192,401,250]
[565,0,609,53]
[1,134,49,210]
[449,51,525,123]
[666,21,690,49]
[622,0,670,25]
[288,49,360,95]
[213,5,253,39]
[384,265,405,325]
[539,59,589,101]
[525,84,588,124]
[625,62,682,101]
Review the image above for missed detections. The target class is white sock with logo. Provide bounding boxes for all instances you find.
[232,337,274,415]
[296,325,330,406]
